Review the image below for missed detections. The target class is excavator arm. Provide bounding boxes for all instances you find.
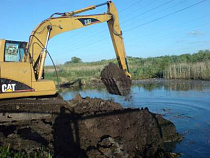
[0,1,131,99]
[26,1,131,80]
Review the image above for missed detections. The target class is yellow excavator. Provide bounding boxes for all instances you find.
[0,1,131,99]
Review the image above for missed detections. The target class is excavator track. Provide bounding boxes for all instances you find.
[0,93,67,122]
[0,97,66,106]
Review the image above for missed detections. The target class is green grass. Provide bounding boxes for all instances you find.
[0,146,52,158]
[45,50,210,84]
[45,59,116,84]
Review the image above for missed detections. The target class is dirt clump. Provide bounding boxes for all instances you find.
[101,63,131,96]
[0,94,182,157]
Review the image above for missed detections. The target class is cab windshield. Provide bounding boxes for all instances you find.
[4,40,27,62]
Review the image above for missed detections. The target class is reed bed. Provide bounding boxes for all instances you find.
[163,61,210,80]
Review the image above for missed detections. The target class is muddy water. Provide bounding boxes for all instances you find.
[60,79,210,158]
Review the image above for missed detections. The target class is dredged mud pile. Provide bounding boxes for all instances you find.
[0,95,182,158]
[101,63,132,96]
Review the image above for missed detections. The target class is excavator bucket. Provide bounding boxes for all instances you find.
[101,63,131,96]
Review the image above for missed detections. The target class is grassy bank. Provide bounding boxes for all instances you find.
[45,59,117,84]
[45,50,210,84]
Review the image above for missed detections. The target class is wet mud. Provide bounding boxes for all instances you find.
[0,94,182,157]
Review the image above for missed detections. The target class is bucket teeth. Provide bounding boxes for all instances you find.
[101,78,120,95]
[101,78,131,96]
[100,63,131,96]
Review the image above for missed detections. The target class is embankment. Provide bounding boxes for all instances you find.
[0,95,182,157]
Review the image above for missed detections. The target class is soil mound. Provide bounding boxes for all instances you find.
[101,63,131,96]
[0,95,182,157]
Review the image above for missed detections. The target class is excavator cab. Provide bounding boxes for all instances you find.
[3,40,27,62]
[0,39,32,94]
[0,39,56,99]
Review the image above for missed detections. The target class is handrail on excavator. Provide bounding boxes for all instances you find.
[51,1,111,17]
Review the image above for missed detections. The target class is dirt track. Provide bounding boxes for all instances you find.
[0,94,182,158]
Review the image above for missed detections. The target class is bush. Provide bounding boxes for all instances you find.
[65,57,82,64]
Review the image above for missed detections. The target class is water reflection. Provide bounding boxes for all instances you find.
[133,79,210,92]
[59,79,210,98]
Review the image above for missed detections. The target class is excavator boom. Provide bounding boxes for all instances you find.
[0,1,131,99]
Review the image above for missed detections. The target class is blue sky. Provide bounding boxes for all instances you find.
[0,0,209,65]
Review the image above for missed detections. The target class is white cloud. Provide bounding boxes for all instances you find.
[187,30,203,37]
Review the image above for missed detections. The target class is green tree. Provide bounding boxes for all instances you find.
[65,56,82,64]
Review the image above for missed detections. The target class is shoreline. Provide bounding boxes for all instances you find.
[132,78,210,84]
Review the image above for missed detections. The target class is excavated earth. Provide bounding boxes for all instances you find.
[0,94,182,158]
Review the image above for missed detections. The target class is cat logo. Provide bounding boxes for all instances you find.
[84,19,92,25]
[2,84,16,92]
[78,18,100,26]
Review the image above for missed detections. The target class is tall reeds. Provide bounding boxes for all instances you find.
[163,61,210,80]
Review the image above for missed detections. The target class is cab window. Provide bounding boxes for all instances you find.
[4,41,26,62]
